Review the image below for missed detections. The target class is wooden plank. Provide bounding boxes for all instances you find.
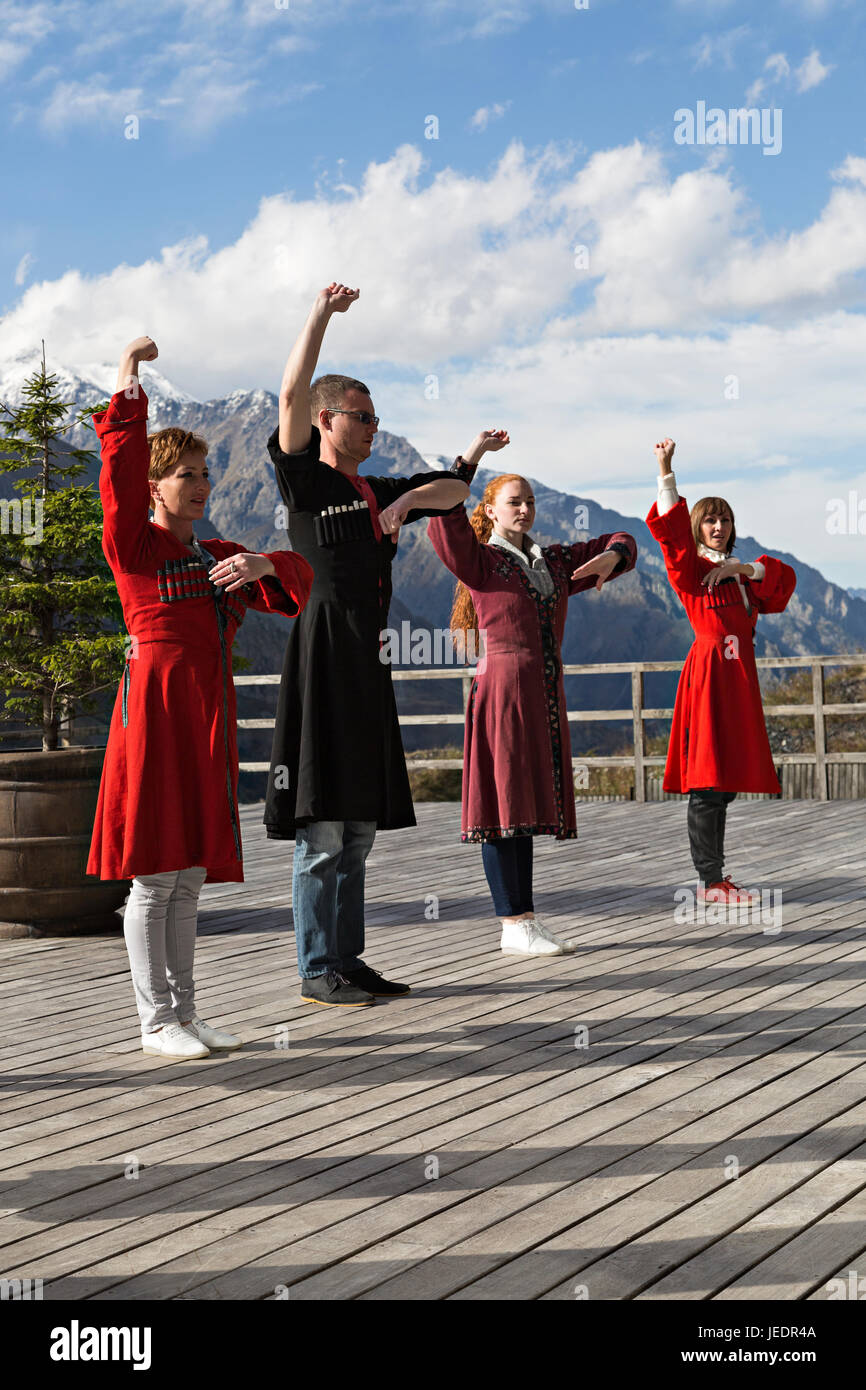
[1,799,864,1302]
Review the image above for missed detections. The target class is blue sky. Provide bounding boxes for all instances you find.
[2,0,865,586]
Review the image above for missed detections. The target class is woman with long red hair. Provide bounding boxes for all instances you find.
[427,431,637,955]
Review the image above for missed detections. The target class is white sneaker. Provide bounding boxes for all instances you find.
[500,918,565,956]
[142,1021,210,1059]
[533,916,578,954]
[182,1015,242,1051]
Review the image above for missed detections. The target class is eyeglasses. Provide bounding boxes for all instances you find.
[327,409,380,427]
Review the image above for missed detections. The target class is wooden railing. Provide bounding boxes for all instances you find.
[234,653,866,802]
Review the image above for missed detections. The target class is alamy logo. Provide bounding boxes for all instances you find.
[49,1320,151,1370]
[674,883,782,933]
[0,497,43,545]
[0,1276,43,1300]
[674,101,782,156]
[379,621,487,672]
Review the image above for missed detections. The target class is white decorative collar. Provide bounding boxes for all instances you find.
[489,530,543,563]
[697,543,732,565]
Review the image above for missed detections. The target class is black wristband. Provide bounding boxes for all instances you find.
[450,455,479,486]
[603,541,632,574]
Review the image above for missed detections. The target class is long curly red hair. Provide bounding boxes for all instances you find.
[449,473,529,644]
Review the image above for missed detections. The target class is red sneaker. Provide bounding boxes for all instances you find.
[698,876,761,905]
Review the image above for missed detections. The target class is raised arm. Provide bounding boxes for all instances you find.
[645,437,703,594]
[654,437,679,516]
[115,335,158,395]
[278,283,359,454]
[94,338,159,572]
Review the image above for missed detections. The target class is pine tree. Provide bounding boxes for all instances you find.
[0,345,124,750]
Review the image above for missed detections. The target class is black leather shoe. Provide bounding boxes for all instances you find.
[342,964,411,996]
[300,971,375,1007]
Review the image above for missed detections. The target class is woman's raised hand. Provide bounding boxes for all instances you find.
[464,428,510,466]
[116,337,158,392]
[317,283,360,315]
[655,438,675,473]
[478,429,510,452]
[124,336,158,362]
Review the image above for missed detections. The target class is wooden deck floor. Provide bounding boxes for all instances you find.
[1,798,865,1302]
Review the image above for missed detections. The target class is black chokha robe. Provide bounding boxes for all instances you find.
[264,424,453,839]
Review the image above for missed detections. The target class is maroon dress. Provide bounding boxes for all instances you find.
[427,507,637,842]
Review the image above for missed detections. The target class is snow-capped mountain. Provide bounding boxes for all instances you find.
[0,350,198,443]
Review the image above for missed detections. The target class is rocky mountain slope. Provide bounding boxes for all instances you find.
[3,355,864,765]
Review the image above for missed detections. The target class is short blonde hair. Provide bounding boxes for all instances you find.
[147,427,208,481]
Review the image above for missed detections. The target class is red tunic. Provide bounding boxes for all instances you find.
[427,507,637,841]
[646,497,796,794]
[87,389,313,883]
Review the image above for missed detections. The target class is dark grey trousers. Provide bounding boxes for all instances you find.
[687,789,738,886]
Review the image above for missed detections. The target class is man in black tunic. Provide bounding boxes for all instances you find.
[266,283,469,1007]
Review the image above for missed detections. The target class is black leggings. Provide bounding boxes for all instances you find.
[481,837,534,917]
[688,789,737,886]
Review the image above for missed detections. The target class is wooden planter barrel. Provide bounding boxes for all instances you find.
[0,748,129,939]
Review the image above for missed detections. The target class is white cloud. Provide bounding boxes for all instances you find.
[3,139,865,379]
[795,49,833,92]
[469,101,511,132]
[40,78,145,132]
[13,252,35,286]
[0,39,28,78]
[0,0,54,44]
[765,53,791,82]
[692,25,751,70]
[384,313,866,586]
[1,137,865,583]
[745,48,833,106]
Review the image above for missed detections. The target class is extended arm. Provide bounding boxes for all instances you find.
[568,533,637,595]
[278,283,359,454]
[378,428,506,535]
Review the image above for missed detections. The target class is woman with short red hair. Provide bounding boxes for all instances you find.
[89,337,313,1059]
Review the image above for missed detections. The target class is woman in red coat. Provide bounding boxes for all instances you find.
[89,337,313,1058]
[646,438,796,902]
[427,430,637,956]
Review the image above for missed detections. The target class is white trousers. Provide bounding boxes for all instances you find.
[123,868,207,1033]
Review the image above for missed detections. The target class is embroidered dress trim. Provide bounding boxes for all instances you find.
[463,823,576,844]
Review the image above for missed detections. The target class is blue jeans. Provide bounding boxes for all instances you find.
[481,837,534,918]
[291,820,377,978]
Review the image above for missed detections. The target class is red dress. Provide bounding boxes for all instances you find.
[427,507,636,841]
[646,497,796,794]
[87,388,313,883]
